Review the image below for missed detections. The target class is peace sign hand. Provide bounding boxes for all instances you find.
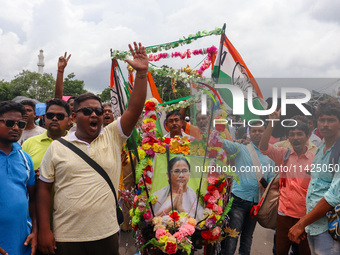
[58,52,71,71]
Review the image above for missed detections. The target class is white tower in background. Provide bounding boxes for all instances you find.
[37,49,44,74]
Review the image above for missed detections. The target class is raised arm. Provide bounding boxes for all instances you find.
[55,52,71,99]
[259,110,280,152]
[120,42,148,136]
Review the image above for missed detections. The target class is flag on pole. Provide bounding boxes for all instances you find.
[212,25,267,120]
[110,59,128,119]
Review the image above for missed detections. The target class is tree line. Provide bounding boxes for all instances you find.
[0,69,190,103]
[0,70,88,102]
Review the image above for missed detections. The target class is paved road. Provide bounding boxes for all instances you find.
[119,224,275,255]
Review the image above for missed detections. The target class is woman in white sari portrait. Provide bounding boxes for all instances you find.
[152,156,203,220]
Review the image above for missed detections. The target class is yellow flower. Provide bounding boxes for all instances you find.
[148,194,158,204]
[159,146,166,153]
[152,143,160,152]
[143,118,156,123]
[147,158,153,166]
[142,143,151,150]
[129,209,134,217]
[199,220,206,228]
[159,235,169,243]
[215,215,221,222]
[138,149,146,160]
[218,199,223,207]
[198,148,205,156]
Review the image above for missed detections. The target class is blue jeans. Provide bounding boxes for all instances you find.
[221,194,257,255]
[307,231,340,255]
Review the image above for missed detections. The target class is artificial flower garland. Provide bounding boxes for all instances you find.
[111,28,222,60]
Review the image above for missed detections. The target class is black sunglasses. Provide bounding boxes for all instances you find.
[0,118,27,129]
[46,112,66,120]
[75,107,104,116]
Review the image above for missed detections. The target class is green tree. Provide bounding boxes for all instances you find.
[63,73,87,96]
[10,70,55,102]
[98,87,111,103]
[152,74,190,102]
[0,79,12,101]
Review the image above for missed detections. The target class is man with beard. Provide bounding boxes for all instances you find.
[102,103,114,127]
[164,110,194,139]
[37,42,148,255]
[0,101,37,255]
[220,121,275,255]
[289,99,340,255]
[22,98,70,180]
[260,110,313,255]
[18,100,45,145]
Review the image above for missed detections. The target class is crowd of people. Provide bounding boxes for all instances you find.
[1,41,340,255]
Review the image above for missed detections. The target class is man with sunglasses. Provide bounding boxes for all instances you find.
[22,98,70,181]
[37,42,148,255]
[0,101,37,255]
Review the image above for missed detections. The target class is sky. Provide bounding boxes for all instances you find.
[1,0,340,98]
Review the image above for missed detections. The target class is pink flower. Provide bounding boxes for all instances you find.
[207,196,218,204]
[180,224,195,236]
[205,217,216,229]
[155,229,166,239]
[173,231,184,241]
[213,204,223,215]
[143,210,151,220]
[142,137,151,144]
[145,149,155,157]
[212,226,221,237]
[212,190,220,199]
[207,177,218,185]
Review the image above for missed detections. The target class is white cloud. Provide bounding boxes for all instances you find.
[0,0,339,95]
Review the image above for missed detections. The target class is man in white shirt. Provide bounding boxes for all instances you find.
[18,100,45,144]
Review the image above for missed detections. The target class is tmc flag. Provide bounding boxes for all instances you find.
[212,32,267,120]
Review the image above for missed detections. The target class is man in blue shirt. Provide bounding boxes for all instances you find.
[0,101,36,255]
[289,99,340,255]
[221,121,275,255]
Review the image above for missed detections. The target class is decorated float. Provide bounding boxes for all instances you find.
[110,24,266,254]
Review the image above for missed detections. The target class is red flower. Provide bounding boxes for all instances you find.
[204,193,212,201]
[163,138,171,144]
[169,211,180,221]
[164,241,177,254]
[201,230,212,239]
[208,149,218,158]
[215,142,223,148]
[150,115,157,120]
[144,176,152,184]
[206,203,214,209]
[215,124,226,132]
[207,185,218,194]
[218,183,224,193]
[144,101,156,111]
